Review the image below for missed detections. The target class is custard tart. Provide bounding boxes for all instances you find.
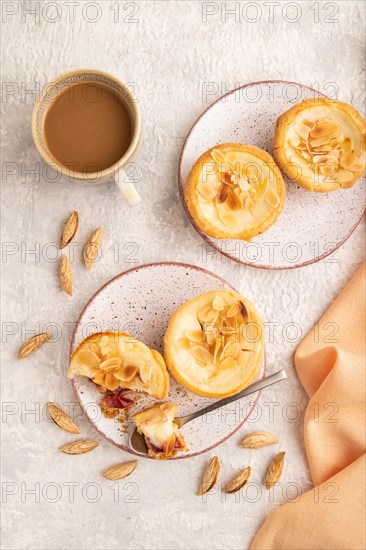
[185,143,286,241]
[164,290,264,398]
[131,402,187,459]
[274,98,366,192]
[68,331,169,400]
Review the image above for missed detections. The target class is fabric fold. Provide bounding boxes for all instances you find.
[251,262,366,550]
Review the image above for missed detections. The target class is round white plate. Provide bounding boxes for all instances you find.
[71,262,266,459]
[178,80,365,269]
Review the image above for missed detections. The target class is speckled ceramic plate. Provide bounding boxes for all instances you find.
[178,80,365,269]
[71,262,266,459]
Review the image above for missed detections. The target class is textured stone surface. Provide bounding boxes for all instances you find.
[1,1,364,549]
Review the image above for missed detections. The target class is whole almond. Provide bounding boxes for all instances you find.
[47,402,80,434]
[240,431,279,449]
[83,226,103,270]
[197,456,220,495]
[59,439,99,455]
[103,460,137,480]
[60,211,79,249]
[17,333,52,359]
[59,254,72,296]
[223,466,251,493]
[265,451,285,489]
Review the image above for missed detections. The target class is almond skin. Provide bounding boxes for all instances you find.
[223,466,251,493]
[197,456,220,495]
[103,460,137,480]
[59,254,72,296]
[17,333,52,359]
[59,439,99,455]
[48,402,80,434]
[239,431,279,449]
[83,226,103,270]
[60,211,79,249]
[265,451,285,489]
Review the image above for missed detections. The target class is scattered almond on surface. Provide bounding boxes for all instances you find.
[83,226,103,270]
[240,431,279,449]
[47,402,80,434]
[265,451,285,489]
[59,254,72,296]
[197,456,220,495]
[58,439,99,455]
[17,333,52,360]
[60,210,79,249]
[102,460,137,481]
[223,466,251,493]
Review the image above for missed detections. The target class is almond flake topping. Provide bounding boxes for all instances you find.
[290,115,365,186]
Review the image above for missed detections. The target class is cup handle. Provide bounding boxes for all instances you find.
[113,168,141,206]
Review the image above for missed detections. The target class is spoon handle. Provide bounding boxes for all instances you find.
[177,369,287,427]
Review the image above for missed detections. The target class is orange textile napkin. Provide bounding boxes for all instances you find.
[251,262,366,550]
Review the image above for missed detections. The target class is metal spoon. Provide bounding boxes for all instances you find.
[129,369,287,456]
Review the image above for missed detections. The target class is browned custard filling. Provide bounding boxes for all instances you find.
[43,82,132,173]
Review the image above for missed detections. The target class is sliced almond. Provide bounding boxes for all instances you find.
[114,365,138,382]
[139,364,152,384]
[223,466,251,493]
[93,372,106,386]
[78,349,101,369]
[222,342,240,360]
[219,356,237,370]
[265,451,285,489]
[238,301,249,322]
[211,148,227,166]
[105,373,120,391]
[206,332,217,346]
[198,308,218,324]
[337,169,354,183]
[212,294,225,311]
[99,335,109,347]
[99,357,121,372]
[59,439,99,455]
[60,210,79,249]
[17,332,52,360]
[103,460,137,480]
[239,431,279,449]
[309,121,338,139]
[48,402,80,434]
[197,456,220,495]
[191,345,212,365]
[266,187,280,208]
[83,226,103,270]
[185,330,204,343]
[226,302,240,318]
[213,336,222,363]
[309,135,333,148]
[59,254,72,296]
[339,151,356,170]
[295,122,310,140]
[342,137,353,153]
